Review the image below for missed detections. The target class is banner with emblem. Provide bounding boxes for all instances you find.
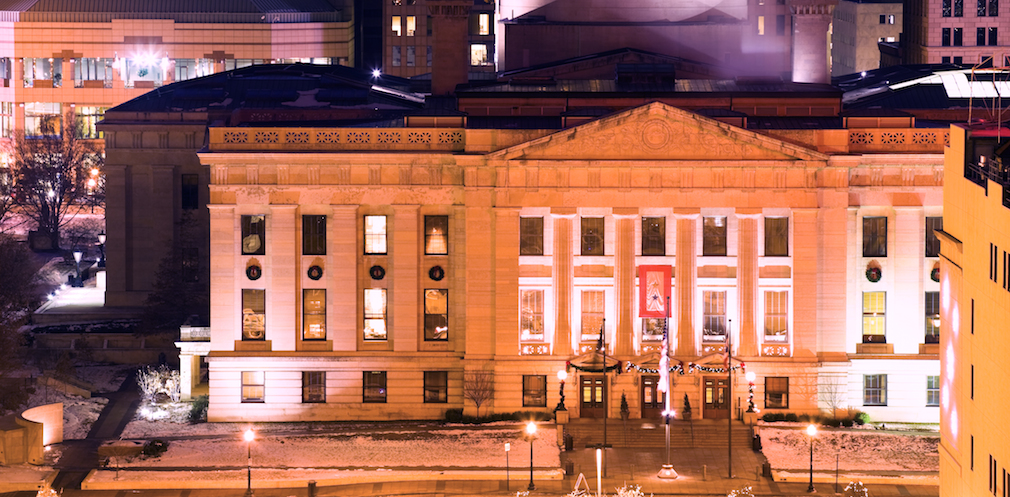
[638,265,672,318]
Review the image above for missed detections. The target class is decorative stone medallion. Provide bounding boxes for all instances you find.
[641,119,671,150]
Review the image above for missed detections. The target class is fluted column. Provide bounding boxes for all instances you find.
[613,209,637,356]
[552,210,576,357]
[737,212,761,357]
[674,210,700,357]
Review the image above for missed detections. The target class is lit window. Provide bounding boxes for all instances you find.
[74,58,113,88]
[926,376,940,406]
[0,102,12,138]
[74,106,107,139]
[470,44,489,66]
[703,291,727,342]
[424,371,448,403]
[523,375,547,407]
[406,15,416,36]
[581,290,605,342]
[520,289,544,341]
[392,16,401,36]
[25,102,61,137]
[302,372,325,403]
[520,217,544,255]
[424,289,448,340]
[863,374,887,406]
[303,289,326,340]
[302,215,326,255]
[764,291,788,342]
[642,318,664,341]
[242,371,264,402]
[641,217,666,256]
[581,217,604,256]
[242,289,265,341]
[757,15,765,35]
[364,288,387,340]
[478,13,490,35]
[365,215,387,254]
[764,217,788,256]
[23,57,62,88]
[703,216,727,256]
[363,371,387,403]
[424,215,448,255]
[862,291,886,343]
[765,377,788,408]
[241,215,266,255]
[925,291,940,343]
[862,216,887,257]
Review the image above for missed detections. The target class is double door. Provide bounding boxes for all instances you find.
[580,376,606,418]
[641,376,665,419]
[703,377,730,419]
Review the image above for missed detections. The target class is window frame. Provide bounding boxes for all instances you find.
[181,174,199,210]
[764,377,789,409]
[302,371,325,403]
[863,374,887,406]
[364,288,388,341]
[702,216,728,256]
[241,215,266,255]
[242,371,265,403]
[520,289,545,342]
[523,374,547,407]
[424,215,449,255]
[862,216,887,257]
[364,215,388,255]
[520,217,544,256]
[925,291,940,343]
[703,290,727,342]
[424,288,449,341]
[423,371,448,403]
[926,375,940,406]
[242,289,266,341]
[581,217,605,256]
[363,371,387,403]
[862,291,886,343]
[580,289,605,342]
[764,290,788,342]
[302,215,326,256]
[302,289,326,341]
[926,216,943,257]
[764,217,789,256]
[641,217,666,256]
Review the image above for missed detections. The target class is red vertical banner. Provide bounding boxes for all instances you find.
[638,265,672,318]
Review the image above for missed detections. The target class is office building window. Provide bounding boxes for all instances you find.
[23,57,62,88]
[470,44,491,66]
[862,291,886,343]
[241,215,266,255]
[424,289,449,340]
[74,58,112,88]
[242,289,265,340]
[863,374,887,406]
[990,27,998,45]
[581,290,605,341]
[302,372,325,403]
[392,46,401,66]
[242,371,264,402]
[364,215,387,255]
[703,216,727,256]
[765,377,789,408]
[407,46,415,66]
[25,102,61,137]
[364,288,387,340]
[478,13,490,35]
[520,217,544,255]
[642,217,666,256]
[0,102,12,138]
[181,174,199,210]
[776,15,786,35]
[765,217,788,256]
[74,106,107,139]
[427,46,432,66]
[955,27,963,45]
[927,376,940,406]
[926,217,943,257]
[943,56,951,63]
[979,0,988,15]
[954,56,963,64]
[425,215,448,255]
[943,28,952,46]
[581,217,605,255]
[757,15,765,35]
[703,290,727,342]
[520,289,545,341]
[424,371,448,403]
[764,291,788,342]
[427,15,433,35]
[406,15,416,36]
[392,15,401,35]
[862,216,887,257]
[174,58,214,81]
[944,0,952,15]
[303,289,326,340]
[302,215,326,255]
[955,0,964,15]
[978,27,986,45]
[990,0,999,15]
[0,57,10,81]
[363,371,387,403]
[925,291,940,343]
[523,375,547,407]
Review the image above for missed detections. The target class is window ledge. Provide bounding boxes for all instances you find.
[235,340,271,352]
[855,343,893,354]
[918,343,940,355]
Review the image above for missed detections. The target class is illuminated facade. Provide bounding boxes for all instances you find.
[830,0,903,76]
[903,0,1010,66]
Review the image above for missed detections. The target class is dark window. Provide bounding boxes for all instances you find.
[241,215,266,255]
[181,247,199,282]
[764,217,789,256]
[242,371,264,402]
[424,289,448,340]
[181,174,199,210]
[979,0,988,15]
[523,374,547,407]
[776,15,785,35]
[423,371,448,403]
[991,0,999,16]
[926,217,943,257]
[581,217,605,256]
[955,27,964,45]
[943,56,952,63]
[863,374,887,406]
[944,0,952,16]
[943,28,952,46]
[862,216,887,257]
[978,27,986,45]
[703,216,727,256]
[424,215,449,255]
[303,289,326,340]
[520,217,544,255]
[765,377,789,408]
[363,371,387,403]
[242,289,265,341]
[880,14,886,23]
[955,0,964,16]
[926,291,940,343]
[926,375,940,406]
[302,372,325,403]
[641,217,666,256]
[990,27,998,45]
[979,55,994,68]
[955,56,964,64]
[303,215,326,255]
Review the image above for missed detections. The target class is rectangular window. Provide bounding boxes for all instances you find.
[703,290,727,342]
[241,371,264,402]
[990,0,999,15]
[926,375,940,406]
[764,217,789,256]
[406,46,416,66]
[520,217,544,255]
[581,290,605,341]
[765,377,789,408]
[757,15,765,35]
[956,0,964,16]
[364,215,387,255]
[944,0,952,16]
[392,15,401,36]
[303,289,326,340]
[523,375,547,407]
[478,13,490,35]
[581,217,605,256]
[943,56,951,64]
[979,0,988,15]
[0,57,10,81]
[955,27,963,45]
[888,14,895,23]
[392,46,401,66]
[241,215,266,255]
[862,216,887,257]
[862,291,886,343]
[520,289,545,341]
[990,27,998,45]
[642,217,666,256]
[364,288,387,340]
[978,27,986,45]
[406,15,416,36]
[0,102,12,138]
[181,174,199,210]
[880,14,886,23]
[424,371,448,403]
[302,371,325,403]
[23,57,62,88]
[242,289,266,340]
[925,291,940,343]
[427,46,432,67]
[943,28,952,46]
[363,371,387,403]
[776,15,786,36]
[926,217,943,257]
[764,291,788,342]
[424,289,449,340]
[302,215,326,255]
[955,56,963,64]
[863,374,887,406]
[425,215,449,255]
[470,44,490,66]
[25,102,61,137]
[643,318,664,341]
[74,58,113,88]
[703,216,727,256]
[74,106,107,139]
[427,16,433,36]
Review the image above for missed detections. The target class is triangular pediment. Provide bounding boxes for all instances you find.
[490,102,826,162]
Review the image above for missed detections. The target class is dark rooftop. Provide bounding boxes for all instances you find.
[0,0,347,22]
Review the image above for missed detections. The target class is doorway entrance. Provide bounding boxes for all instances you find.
[640,376,665,418]
[580,376,606,418]
[703,377,729,420]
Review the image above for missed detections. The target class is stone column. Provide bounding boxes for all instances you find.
[465,205,494,358]
[495,208,521,357]
[613,209,638,357]
[392,205,420,352]
[893,207,922,353]
[674,210,700,357]
[330,206,357,351]
[269,205,298,351]
[736,212,761,357]
[792,209,819,357]
[552,210,576,357]
[208,205,236,350]
[789,0,838,84]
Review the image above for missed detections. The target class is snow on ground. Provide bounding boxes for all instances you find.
[26,382,107,440]
[760,427,938,472]
[75,363,134,393]
[87,467,560,485]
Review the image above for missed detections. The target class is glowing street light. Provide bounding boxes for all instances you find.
[371,69,381,78]
[97,232,106,268]
[556,369,567,411]
[525,422,537,491]
[806,424,818,493]
[243,428,255,497]
[72,250,83,286]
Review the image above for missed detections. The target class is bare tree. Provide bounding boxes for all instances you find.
[143,211,209,333]
[0,164,14,231]
[463,368,495,417]
[7,112,103,249]
[819,377,848,418]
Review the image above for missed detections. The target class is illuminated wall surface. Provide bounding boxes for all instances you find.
[150,102,948,423]
[939,125,1010,497]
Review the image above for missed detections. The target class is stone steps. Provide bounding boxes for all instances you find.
[564,420,754,448]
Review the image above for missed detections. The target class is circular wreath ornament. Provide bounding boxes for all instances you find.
[865,266,882,283]
[308,265,323,280]
[931,266,940,282]
[369,265,386,280]
[246,265,262,280]
[428,265,445,281]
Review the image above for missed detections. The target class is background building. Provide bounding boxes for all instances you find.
[903,0,1008,66]
[831,0,903,76]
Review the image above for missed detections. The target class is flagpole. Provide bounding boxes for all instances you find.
[728,319,733,480]
[657,294,678,479]
[601,317,607,477]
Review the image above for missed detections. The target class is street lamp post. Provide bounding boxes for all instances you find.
[72,250,83,287]
[806,424,817,493]
[505,442,510,492]
[526,422,537,491]
[243,428,255,497]
[556,370,567,411]
[97,232,106,268]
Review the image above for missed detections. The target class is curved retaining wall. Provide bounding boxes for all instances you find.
[21,403,63,445]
